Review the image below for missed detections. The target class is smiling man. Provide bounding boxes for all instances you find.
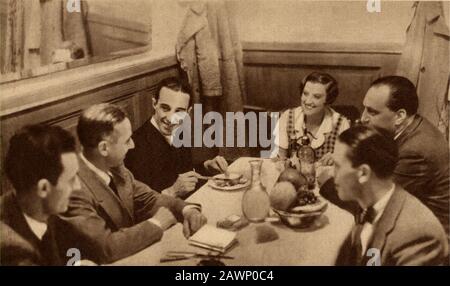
[125,77,228,199]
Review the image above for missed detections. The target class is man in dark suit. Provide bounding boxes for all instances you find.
[333,126,447,266]
[54,103,207,264]
[1,124,81,265]
[125,77,229,199]
[320,76,449,245]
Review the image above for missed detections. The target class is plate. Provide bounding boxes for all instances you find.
[208,173,251,191]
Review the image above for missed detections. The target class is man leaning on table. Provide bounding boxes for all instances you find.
[53,103,207,264]
[319,76,449,246]
[125,77,229,199]
[333,125,447,266]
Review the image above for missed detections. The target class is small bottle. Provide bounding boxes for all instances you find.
[298,135,316,189]
[287,137,301,171]
[242,160,270,222]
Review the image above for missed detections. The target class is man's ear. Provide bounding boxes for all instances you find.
[394,108,408,127]
[357,164,371,184]
[98,140,109,157]
[36,179,52,198]
[152,97,157,109]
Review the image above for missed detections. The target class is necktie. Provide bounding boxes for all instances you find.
[108,175,119,197]
[350,207,376,265]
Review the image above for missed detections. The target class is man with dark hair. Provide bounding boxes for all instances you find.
[334,126,447,266]
[54,103,207,264]
[125,77,228,199]
[361,76,449,243]
[1,124,81,265]
[320,75,449,245]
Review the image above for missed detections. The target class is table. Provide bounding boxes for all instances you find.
[113,157,354,266]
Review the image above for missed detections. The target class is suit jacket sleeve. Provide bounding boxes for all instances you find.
[131,175,188,223]
[392,232,447,266]
[55,187,165,264]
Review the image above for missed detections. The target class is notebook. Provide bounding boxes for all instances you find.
[188,224,238,253]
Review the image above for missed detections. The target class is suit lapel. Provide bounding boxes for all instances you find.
[78,158,134,228]
[368,186,407,258]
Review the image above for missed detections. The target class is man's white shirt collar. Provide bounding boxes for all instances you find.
[23,213,47,240]
[360,183,396,256]
[371,183,396,224]
[80,153,111,185]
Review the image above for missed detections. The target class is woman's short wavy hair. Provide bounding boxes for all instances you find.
[299,72,339,105]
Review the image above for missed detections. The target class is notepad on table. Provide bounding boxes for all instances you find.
[188,224,237,253]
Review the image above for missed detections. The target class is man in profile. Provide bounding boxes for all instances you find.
[125,77,229,199]
[55,103,207,264]
[320,76,449,244]
[333,125,447,266]
[1,124,81,265]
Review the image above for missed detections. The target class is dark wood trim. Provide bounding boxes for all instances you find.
[242,41,403,54]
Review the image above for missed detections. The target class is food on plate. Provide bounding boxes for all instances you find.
[277,167,308,190]
[213,173,247,187]
[269,181,297,211]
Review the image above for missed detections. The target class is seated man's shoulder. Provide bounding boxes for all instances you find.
[0,221,40,266]
[396,190,446,238]
[404,117,447,153]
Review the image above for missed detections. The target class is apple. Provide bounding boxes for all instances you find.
[270,181,297,211]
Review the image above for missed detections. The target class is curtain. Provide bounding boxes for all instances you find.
[2,0,24,73]
[177,0,248,161]
[396,1,450,139]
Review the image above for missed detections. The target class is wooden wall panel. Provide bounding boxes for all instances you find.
[242,42,402,113]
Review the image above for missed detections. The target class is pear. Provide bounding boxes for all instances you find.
[278,167,308,191]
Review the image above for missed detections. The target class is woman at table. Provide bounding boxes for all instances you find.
[272,72,350,162]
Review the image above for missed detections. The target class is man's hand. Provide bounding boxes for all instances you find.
[171,171,199,197]
[204,156,228,173]
[318,152,334,166]
[317,165,334,187]
[182,209,207,238]
[153,207,177,230]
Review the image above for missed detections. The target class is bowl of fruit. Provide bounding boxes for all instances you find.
[269,168,327,228]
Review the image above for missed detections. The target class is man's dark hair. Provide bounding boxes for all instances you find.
[77,103,127,149]
[155,77,192,106]
[370,76,418,116]
[5,124,76,195]
[299,72,339,105]
[338,125,398,179]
